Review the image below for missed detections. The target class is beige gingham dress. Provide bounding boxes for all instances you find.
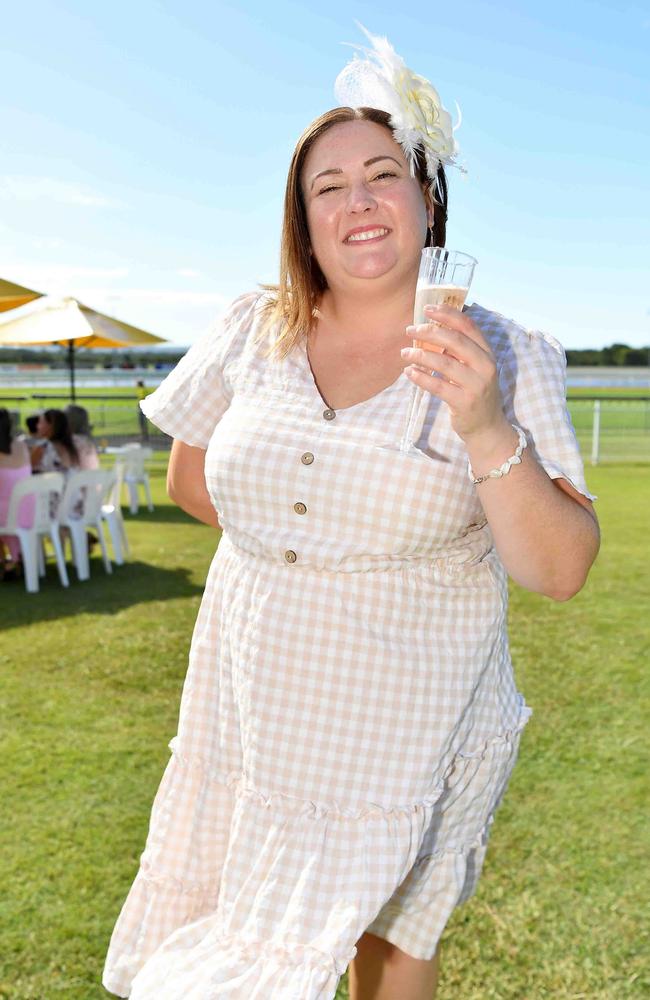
[103,292,595,999]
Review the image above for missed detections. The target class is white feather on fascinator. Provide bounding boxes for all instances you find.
[334,24,464,183]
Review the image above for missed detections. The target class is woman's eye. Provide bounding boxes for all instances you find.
[316,171,397,195]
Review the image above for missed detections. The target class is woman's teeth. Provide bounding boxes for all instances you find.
[346,228,388,243]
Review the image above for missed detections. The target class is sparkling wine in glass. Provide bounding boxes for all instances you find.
[401,248,477,451]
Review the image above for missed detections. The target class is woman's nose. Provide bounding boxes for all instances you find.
[346,181,377,213]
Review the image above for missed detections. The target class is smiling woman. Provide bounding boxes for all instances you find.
[102,25,599,1000]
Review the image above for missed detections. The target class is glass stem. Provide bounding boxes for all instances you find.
[400,385,426,452]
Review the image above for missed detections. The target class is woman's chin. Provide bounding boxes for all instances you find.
[343,257,402,282]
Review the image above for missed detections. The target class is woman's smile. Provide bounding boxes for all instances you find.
[343,225,391,244]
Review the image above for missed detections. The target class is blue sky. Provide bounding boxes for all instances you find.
[1,0,648,349]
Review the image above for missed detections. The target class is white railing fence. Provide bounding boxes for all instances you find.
[567,397,650,464]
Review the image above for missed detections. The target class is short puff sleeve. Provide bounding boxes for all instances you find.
[498,327,597,502]
[140,292,261,448]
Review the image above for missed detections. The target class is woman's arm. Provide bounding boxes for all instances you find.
[167,440,220,529]
[403,304,600,602]
[462,421,599,601]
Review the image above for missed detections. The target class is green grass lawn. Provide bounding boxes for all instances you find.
[1,465,649,999]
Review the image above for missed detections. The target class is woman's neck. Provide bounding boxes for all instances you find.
[316,284,415,348]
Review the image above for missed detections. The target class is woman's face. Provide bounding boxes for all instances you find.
[37,414,52,438]
[301,119,430,294]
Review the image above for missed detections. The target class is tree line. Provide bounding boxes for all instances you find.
[565,344,650,366]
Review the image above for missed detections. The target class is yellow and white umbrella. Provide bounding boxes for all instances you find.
[0,294,166,399]
[0,277,42,313]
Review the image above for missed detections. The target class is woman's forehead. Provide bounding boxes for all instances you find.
[302,120,406,179]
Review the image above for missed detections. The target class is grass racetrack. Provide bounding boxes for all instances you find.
[1,462,648,999]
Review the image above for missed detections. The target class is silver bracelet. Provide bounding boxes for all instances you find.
[468,424,528,486]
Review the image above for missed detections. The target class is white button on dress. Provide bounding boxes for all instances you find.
[103,292,595,1000]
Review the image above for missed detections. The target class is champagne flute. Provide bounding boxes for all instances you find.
[400,248,478,452]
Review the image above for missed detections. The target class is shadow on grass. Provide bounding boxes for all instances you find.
[0,559,205,630]
[120,506,216,526]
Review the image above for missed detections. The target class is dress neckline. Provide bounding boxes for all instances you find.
[301,340,408,413]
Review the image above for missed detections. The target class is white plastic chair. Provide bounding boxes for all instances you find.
[100,457,129,565]
[58,469,114,581]
[119,444,154,514]
[0,472,69,593]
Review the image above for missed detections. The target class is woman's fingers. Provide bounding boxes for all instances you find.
[401,345,481,389]
[409,322,492,373]
[424,303,493,354]
[404,364,463,404]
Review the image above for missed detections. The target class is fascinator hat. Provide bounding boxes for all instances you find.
[334,24,464,190]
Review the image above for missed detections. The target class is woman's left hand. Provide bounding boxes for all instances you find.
[401,303,508,444]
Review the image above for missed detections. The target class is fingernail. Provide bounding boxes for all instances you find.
[406,325,416,335]
[400,347,412,357]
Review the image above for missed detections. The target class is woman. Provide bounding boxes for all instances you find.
[30,409,81,474]
[103,31,599,1000]
[31,408,99,526]
[0,408,34,578]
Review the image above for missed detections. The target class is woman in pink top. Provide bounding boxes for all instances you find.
[0,408,34,575]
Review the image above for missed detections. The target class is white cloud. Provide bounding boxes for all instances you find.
[31,237,66,251]
[80,288,228,307]
[0,265,225,310]
[0,176,124,208]
[177,268,204,278]
[0,265,130,295]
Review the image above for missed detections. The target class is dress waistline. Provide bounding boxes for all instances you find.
[218,527,495,576]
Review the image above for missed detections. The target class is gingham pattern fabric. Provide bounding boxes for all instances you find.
[103,293,594,998]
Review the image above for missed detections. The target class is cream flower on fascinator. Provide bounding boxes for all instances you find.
[334,24,464,183]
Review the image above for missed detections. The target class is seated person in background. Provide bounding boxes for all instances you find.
[64,404,100,470]
[31,408,80,474]
[0,408,34,579]
[31,408,100,545]
[31,408,99,474]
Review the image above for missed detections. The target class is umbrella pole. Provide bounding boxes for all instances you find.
[68,340,76,401]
